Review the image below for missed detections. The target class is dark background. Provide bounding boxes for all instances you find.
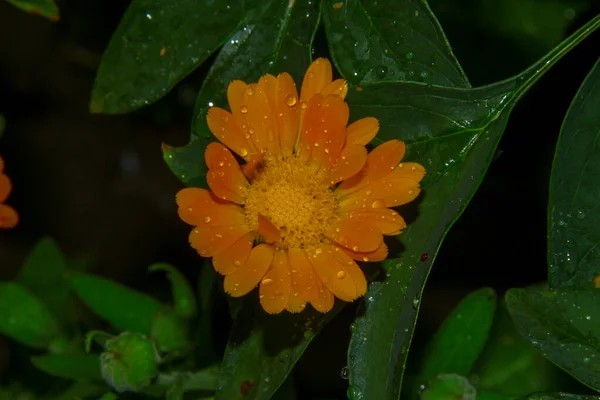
[0,1,599,398]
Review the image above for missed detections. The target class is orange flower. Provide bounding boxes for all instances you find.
[0,156,18,229]
[177,59,425,314]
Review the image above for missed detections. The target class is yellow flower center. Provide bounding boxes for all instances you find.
[244,156,338,249]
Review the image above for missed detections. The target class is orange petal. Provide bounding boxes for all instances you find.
[342,242,389,262]
[389,162,426,183]
[325,216,382,252]
[0,204,18,229]
[205,143,249,204]
[0,173,11,202]
[308,245,367,302]
[242,153,264,181]
[206,107,256,160]
[189,224,250,258]
[348,208,407,235]
[212,232,254,275]
[310,280,335,313]
[288,248,320,302]
[243,83,279,156]
[296,93,323,162]
[337,139,406,195]
[176,188,245,226]
[320,79,348,99]
[276,73,300,157]
[340,178,421,210]
[300,58,333,103]
[310,95,349,169]
[258,213,281,244]
[259,249,291,314]
[285,292,307,313]
[328,145,367,184]
[223,243,274,297]
[346,117,379,146]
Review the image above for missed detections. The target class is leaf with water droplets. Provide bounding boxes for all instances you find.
[548,57,600,290]
[417,288,496,390]
[90,0,253,114]
[31,354,101,381]
[346,15,600,400]
[506,288,600,392]
[321,0,469,87]
[6,0,59,21]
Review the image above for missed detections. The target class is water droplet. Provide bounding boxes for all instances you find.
[204,216,211,223]
[286,95,297,106]
[340,366,349,380]
[337,271,346,279]
[240,106,248,114]
[352,245,359,251]
[577,210,586,219]
[371,199,386,208]
[262,278,273,286]
[146,13,152,20]
[405,52,414,60]
[412,297,420,309]
[245,87,254,96]
[347,385,364,400]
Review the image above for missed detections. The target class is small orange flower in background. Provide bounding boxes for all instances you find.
[0,156,18,229]
[177,58,425,314]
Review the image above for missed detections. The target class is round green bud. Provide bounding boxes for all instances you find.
[100,332,160,393]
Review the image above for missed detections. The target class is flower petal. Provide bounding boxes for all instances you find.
[189,224,250,258]
[288,248,320,302]
[346,117,379,146]
[325,216,383,252]
[258,213,281,244]
[0,204,18,229]
[310,95,349,169]
[176,188,245,226]
[389,162,426,183]
[342,242,389,262]
[0,173,11,203]
[337,139,406,195]
[205,143,248,204]
[259,249,291,314]
[348,207,407,235]
[308,245,367,302]
[300,58,332,103]
[285,292,307,313]
[243,82,279,156]
[207,107,257,159]
[320,79,348,99]
[276,73,300,157]
[224,243,274,297]
[310,280,335,313]
[340,178,421,210]
[212,232,254,275]
[328,145,367,184]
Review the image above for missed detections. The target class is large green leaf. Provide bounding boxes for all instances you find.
[69,272,162,335]
[418,288,496,385]
[420,374,476,400]
[0,282,60,348]
[215,300,342,400]
[5,0,59,21]
[90,1,262,114]
[346,16,600,400]
[548,57,600,290]
[18,237,72,324]
[321,0,469,88]
[506,289,600,392]
[31,354,101,381]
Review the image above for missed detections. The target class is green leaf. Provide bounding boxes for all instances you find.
[163,138,212,188]
[149,263,196,318]
[55,382,107,400]
[191,0,320,140]
[519,393,600,400]
[420,374,476,400]
[346,15,600,400]
[0,282,60,348]
[5,0,59,21]
[90,1,250,114]
[69,272,162,335]
[321,0,469,87]
[472,301,563,396]
[548,57,600,290]
[506,288,600,392]
[18,237,72,324]
[419,288,496,384]
[31,354,101,380]
[215,299,342,400]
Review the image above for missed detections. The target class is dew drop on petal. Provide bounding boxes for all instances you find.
[371,199,386,208]
[352,245,359,251]
[286,95,297,107]
[337,271,346,279]
[204,216,211,223]
[240,148,248,157]
[262,278,273,286]
[245,87,254,96]
[240,106,248,114]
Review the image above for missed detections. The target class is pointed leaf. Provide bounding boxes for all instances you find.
[322,0,469,87]
[149,263,196,318]
[548,57,600,290]
[506,288,600,392]
[90,1,253,114]
[6,0,59,21]
[69,272,162,335]
[0,282,60,348]
[346,16,600,400]
[31,354,101,381]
